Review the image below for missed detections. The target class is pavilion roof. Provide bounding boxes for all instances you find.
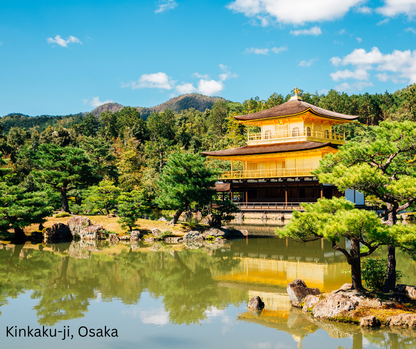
[234,99,359,122]
[202,141,338,157]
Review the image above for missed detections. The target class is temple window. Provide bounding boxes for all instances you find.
[306,127,311,136]
[265,130,271,139]
[324,130,329,138]
[292,127,300,137]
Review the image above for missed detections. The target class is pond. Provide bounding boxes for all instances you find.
[0,236,415,349]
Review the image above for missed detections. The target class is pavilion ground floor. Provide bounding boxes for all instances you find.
[215,178,343,212]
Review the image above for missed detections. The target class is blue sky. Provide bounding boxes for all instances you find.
[0,0,416,116]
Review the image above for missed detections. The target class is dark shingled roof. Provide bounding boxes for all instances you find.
[234,99,359,121]
[202,141,338,157]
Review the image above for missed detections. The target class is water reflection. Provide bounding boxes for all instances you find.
[0,238,415,348]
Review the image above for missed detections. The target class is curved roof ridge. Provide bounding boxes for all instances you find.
[234,99,359,122]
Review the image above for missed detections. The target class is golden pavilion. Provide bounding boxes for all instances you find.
[202,89,360,210]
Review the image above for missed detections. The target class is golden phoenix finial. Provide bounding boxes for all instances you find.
[293,87,301,95]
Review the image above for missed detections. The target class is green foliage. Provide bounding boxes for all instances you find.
[83,180,120,215]
[155,152,217,223]
[0,182,53,236]
[211,200,240,227]
[117,190,148,231]
[31,143,99,212]
[362,258,403,292]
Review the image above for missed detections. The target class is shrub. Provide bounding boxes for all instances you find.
[55,212,71,218]
[362,258,402,292]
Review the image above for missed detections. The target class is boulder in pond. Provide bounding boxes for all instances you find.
[183,231,204,241]
[151,228,161,237]
[302,295,320,313]
[395,284,416,300]
[202,227,229,239]
[130,230,141,240]
[287,279,320,307]
[247,296,265,311]
[386,314,416,327]
[360,316,381,327]
[157,217,168,222]
[79,225,105,240]
[312,293,360,319]
[44,223,73,243]
[109,234,119,242]
[67,216,92,237]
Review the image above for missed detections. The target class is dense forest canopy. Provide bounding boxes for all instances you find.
[0,85,415,227]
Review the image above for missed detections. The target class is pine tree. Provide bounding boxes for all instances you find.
[117,190,147,231]
[155,152,217,224]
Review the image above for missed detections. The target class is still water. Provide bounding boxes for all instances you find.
[0,236,416,349]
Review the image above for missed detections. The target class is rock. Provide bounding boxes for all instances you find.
[302,295,320,313]
[31,231,43,240]
[312,293,360,319]
[200,214,213,225]
[396,284,416,300]
[79,225,105,240]
[194,211,203,220]
[360,316,381,327]
[44,223,73,243]
[240,229,249,237]
[109,234,119,242]
[183,231,204,241]
[387,314,416,327]
[335,283,353,292]
[168,219,175,225]
[157,217,168,222]
[202,227,229,239]
[67,216,92,237]
[287,279,320,307]
[144,237,156,243]
[151,228,161,237]
[130,231,141,240]
[247,296,265,311]
[236,212,244,220]
[119,235,130,241]
[165,237,183,243]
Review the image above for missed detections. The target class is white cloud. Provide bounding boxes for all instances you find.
[330,47,416,84]
[245,46,288,55]
[139,309,169,326]
[124,72,175,90]
[290,26,322,36]
[298,58,318,67]
[124,65,237,96]
[193,72,210,79]
[377,18,390,25]
[377,0,416,17]
[47,35,82,47]
[198,79,224,95]
[176,82,196,94]
[226,0,364,25]
[405,27,416,34]
[271,46,288,54]
[155,0,177,14]
[356,37,362,42]
[245,47,270,55]
[85,97,113,107]
[335,81,373,91]
[330,68,370,81]
[356,6,372,14]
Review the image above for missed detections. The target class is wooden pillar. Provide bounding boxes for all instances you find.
[285,184,288,206]
[231,161,233,177]
[245,188,248,204]
[320,184,323,199]
[230,183,233,201]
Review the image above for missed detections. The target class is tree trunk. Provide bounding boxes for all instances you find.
[383,204,397,292]
[383,244,397,293]
[349,238,364,291]
[13,227,27,242]
[60,188,71,213]
[172,209,183,225]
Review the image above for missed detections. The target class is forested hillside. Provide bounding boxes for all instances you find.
[0,84,415,228]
